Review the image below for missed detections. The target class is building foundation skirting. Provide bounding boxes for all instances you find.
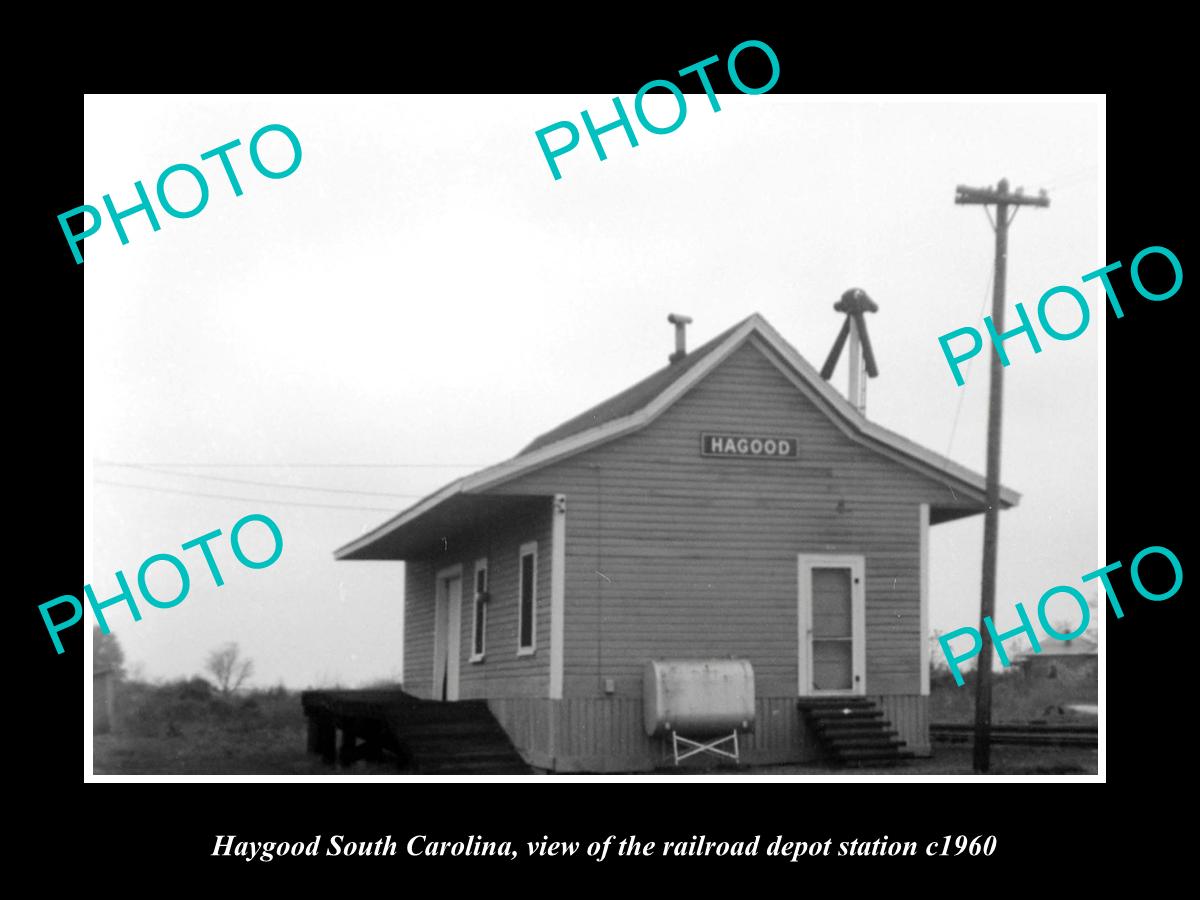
[488,694,929,772]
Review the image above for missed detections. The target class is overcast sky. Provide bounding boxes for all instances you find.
[83,94,1100,687]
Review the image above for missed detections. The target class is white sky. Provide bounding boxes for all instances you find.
[83,94,1100,688]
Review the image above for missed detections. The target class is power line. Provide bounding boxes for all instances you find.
[98,462,430,499]
[943,266,994,459]
[1038,164,1098,193]
[94,479,403,513]
[95,460,489,469]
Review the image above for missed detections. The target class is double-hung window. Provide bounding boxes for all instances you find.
[470,558,488,662]
[517,542,537,655]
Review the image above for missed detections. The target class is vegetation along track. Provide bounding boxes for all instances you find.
[931,722,1097,748]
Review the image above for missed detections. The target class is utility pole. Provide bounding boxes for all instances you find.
[954,178,1049,772]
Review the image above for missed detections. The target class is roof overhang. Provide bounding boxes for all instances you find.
[335,313,1019,560]
[336,492,550,560]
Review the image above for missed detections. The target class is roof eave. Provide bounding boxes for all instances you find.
[333,477,467,560]
[335,313,1020,559]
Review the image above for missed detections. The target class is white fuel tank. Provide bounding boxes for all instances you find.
[643,659,755,737]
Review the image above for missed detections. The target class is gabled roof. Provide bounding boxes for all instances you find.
[520,317,750,455]
[335,313,1019,560]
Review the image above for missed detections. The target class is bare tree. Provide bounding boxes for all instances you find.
[205,643,254,695]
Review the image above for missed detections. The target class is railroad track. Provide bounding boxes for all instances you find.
[931,722,1097,748]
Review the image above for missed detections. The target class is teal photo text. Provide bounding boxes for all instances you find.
[535,40,780,181]
[58,124,302,264]
[40,513,283,654]
[938,544,1182,686]
[938,245,1183,386]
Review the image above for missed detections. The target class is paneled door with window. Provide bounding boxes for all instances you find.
[797,554,865,695]
[433,567,463,701]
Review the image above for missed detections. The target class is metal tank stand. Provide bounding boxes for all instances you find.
[670,729,740,765]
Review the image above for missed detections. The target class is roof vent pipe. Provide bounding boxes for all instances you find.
[667,313,693,364]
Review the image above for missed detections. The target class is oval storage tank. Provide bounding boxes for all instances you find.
[643,659,755,737]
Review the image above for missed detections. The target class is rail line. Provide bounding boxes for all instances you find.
[931,722,1097,748]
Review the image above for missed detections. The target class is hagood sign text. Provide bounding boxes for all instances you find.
[701,433,797,459]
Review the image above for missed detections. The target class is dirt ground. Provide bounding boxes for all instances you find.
[93,678,1097,777]
[93,681,404,776]
[94,724,399,776]
[94,727,1096,777]
[747,745,1097,775]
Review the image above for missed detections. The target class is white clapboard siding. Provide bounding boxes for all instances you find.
[404,504,553,699]
[486,339,953,699]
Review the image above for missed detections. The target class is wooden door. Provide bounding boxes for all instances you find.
[798,554,866,695]
[433,567,463,701]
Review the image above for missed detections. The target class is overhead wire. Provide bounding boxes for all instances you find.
[943,265,994,460]
[97,462,431,499]
[95,461,488,469]
[94,479,404,513]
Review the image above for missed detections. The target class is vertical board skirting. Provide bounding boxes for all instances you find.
[739,697,818,762]
[485,696,938,771]
[555,696,652,770]
[488,697,553,769]
[486,695,927,770]
[874,694,930,756]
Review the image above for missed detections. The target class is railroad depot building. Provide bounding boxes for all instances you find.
[335,313,1017,771]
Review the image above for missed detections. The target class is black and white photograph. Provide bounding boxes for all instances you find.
[74,91,1110,781]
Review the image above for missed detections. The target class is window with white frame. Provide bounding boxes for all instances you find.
[517,542,537,655]
[470,558,488,662]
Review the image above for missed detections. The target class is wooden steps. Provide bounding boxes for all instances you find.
[302,690,533,775]
[797,697,914,767]
[389,699,531,774]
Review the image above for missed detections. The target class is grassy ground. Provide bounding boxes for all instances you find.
[94,678,397,776]
[927,667,1097,724]
[95,722,353,774]
[740,745,1096,775]
[95,676,1098,776]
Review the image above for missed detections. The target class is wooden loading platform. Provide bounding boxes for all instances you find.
[300,689,533,775]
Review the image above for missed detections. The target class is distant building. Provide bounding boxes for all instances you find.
[336,314,1018,771]
[1019,633,1098,680]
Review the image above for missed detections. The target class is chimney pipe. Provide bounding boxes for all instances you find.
[667,313,693,364]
